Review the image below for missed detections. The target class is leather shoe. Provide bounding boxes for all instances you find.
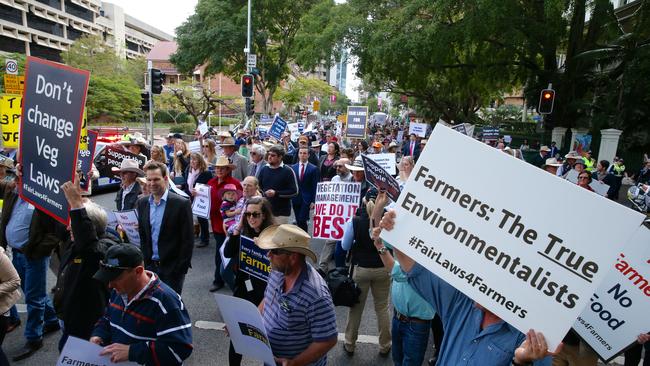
[12,340,43,361]
[43,322,61,335]
[209,283,224,292]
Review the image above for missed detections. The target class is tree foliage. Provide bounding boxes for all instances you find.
[172,0,322,113]
[274,77,335,113]
[162,80,244,125]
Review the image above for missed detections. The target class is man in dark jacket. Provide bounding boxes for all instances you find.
[55,180,121,350]
[113,159,144,211]
[257,145,299,223]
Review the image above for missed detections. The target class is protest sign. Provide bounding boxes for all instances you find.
[259,114,272,124]
[366,153,396,175]
[198,121,209,136]
[0,94,21,148]
[115,209,140,246]
[380,124,646,350]
[574,225,650,362]
[57,336,137,366]
[408,122,427,137]
[168,176,190,198]
[188,140,201,153]
[191,183,211,219]
[481,126,500,141]
[346,106,368,138]
[214,294,276,366]
[361,154,401,202]
[220,236,231,269]
[451,123,467,135]
[313,182,361,240]
[105,209,118,230]
[396,130,404,143]
[103,146,146,178]
[79,109,87,151]
[3,74,24,95]
[19,57,90,225]
[77,129,97,192]
[239,235,270,281]
[268,114,287,140]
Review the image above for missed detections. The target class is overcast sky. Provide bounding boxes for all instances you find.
[105,0,198,36]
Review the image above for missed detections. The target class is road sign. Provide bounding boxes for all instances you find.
[247,54,257,68]
[313,100,320,112]
[5,59,18,75]
[4,75,24,95]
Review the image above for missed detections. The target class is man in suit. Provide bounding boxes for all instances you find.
[291,147,320,233]
[402,133,421,161]
[248,144,267,178]
[136,161,194,294]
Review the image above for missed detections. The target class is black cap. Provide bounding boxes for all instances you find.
[173,133,183,139]
[93,244,144,283]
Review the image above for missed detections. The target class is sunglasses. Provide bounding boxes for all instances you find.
[202,145,210,148]
[269,248,292,255]
[244,211,262,218]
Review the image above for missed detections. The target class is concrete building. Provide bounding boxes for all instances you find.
[0,0,172,62]
[328,48,363,103]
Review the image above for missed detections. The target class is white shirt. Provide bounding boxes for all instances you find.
[121,182,136,209]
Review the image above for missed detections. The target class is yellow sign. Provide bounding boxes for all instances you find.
[313,100,320,112]
[0,95,21,148]
[79,109,88,150]
[3,75,24,95]
[337,114,346,124]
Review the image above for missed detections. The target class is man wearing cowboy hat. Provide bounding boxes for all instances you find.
[120,133,149,161]
[532,146,551,168]
[112,159,144,212]
[220,136,248,181]
[557,151,581,177]
[257,224,337,366]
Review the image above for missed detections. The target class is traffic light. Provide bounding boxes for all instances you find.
[245,97,255,117]
[150,68,165,94]
[140,91,150,112]
[241,74,254,98]
[538,89,555,114]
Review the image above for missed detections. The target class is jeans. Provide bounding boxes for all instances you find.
[334,241,346,268]
[213,232,227,286]
[391,315,431,366]
[12,251,58,341]
[197,217,210,245]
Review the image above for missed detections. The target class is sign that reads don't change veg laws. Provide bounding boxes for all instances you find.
[313,181,361,240]
[380,124,646,350]
[19,57,90,225]
[574,225,650,363]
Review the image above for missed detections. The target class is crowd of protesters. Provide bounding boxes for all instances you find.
[0,115,646,366]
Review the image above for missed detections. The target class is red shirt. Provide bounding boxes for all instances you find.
[207,175,242,234]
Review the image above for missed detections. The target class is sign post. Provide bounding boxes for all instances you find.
[19,57,90,224]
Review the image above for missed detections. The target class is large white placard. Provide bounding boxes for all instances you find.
[115,209,140,246]
[214,294,275,366]
[408,122,427,137]
[380,124,645,350]
[313,182,361,240]
[191,183,211,219]
[57,336,138,366]
[367,153,397,175]
[574,225,650,362]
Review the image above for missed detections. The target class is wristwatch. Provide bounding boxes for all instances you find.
[377,246,388,255]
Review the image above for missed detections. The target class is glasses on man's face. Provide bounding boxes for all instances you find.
[244,211,262,218]
[269,248,292,255]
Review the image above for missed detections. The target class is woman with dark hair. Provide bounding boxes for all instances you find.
[186,153,214,247]
[319,142,340,181]
[223,197,275,365]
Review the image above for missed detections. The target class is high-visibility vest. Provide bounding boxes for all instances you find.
[583,157,595,172]
[613,164,626,176]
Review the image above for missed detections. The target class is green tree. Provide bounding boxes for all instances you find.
[86,76,140,122]
[274,77,335,115]
[171,0,322,113]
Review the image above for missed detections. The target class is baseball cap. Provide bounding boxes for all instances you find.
[93,244,144,283]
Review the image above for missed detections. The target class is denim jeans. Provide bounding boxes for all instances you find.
[334,241,346,268]
[391,315,431,366]
[213,232,227,286]
[12,251,58,341]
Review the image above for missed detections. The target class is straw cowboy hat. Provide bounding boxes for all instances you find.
[310,140,322,148]
[210,155,236,169]
[219,136,236,147]
[564,151,581,159]
[345,157,365,171]
[111,159,144,177]
[539,145,551,152]
[255,224,317,263]
[543,158,562,167]
[0,156,14,170]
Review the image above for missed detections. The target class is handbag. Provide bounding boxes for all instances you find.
[326,260,361,307]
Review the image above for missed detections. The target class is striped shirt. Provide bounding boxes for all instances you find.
[262,264,337,366]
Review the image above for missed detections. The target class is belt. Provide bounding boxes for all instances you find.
[394,309,429,324]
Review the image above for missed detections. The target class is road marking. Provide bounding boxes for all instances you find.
[194,321,379,344]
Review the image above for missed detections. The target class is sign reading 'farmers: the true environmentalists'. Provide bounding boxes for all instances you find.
[19,57,90,224]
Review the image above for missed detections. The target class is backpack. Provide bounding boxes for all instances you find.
[325,266,361,307]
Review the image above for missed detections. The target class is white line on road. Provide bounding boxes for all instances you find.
[194,321,379,344]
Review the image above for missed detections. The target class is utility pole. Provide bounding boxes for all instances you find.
[147,60,153,145]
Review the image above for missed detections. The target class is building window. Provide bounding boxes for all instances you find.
[126,40,139,52]
[34,0,62,10]
[67,27,83,40]
[30,43,62,62]
[0,4,23,25]
[27,11,64,37]
[64,0,93,22]
[0,35,26,53]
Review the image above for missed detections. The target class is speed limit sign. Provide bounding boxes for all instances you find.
[5,59,18,75]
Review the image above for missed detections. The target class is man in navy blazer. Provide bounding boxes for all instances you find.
[402,133,421,161]
[291,147,321,233]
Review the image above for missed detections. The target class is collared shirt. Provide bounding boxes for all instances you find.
[148,189,169,261]
[331,173,352,182]
[391,261,435,320]
[262,264,337,366]
[120,182,136,210]
[407,262,526,366]
[6,196,34,250]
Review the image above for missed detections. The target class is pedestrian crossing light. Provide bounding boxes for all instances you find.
[241,74,254,98]
[141,91,150,112]
[150,68,165,94]
[538,89,555,114]
[245,97,255,117]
